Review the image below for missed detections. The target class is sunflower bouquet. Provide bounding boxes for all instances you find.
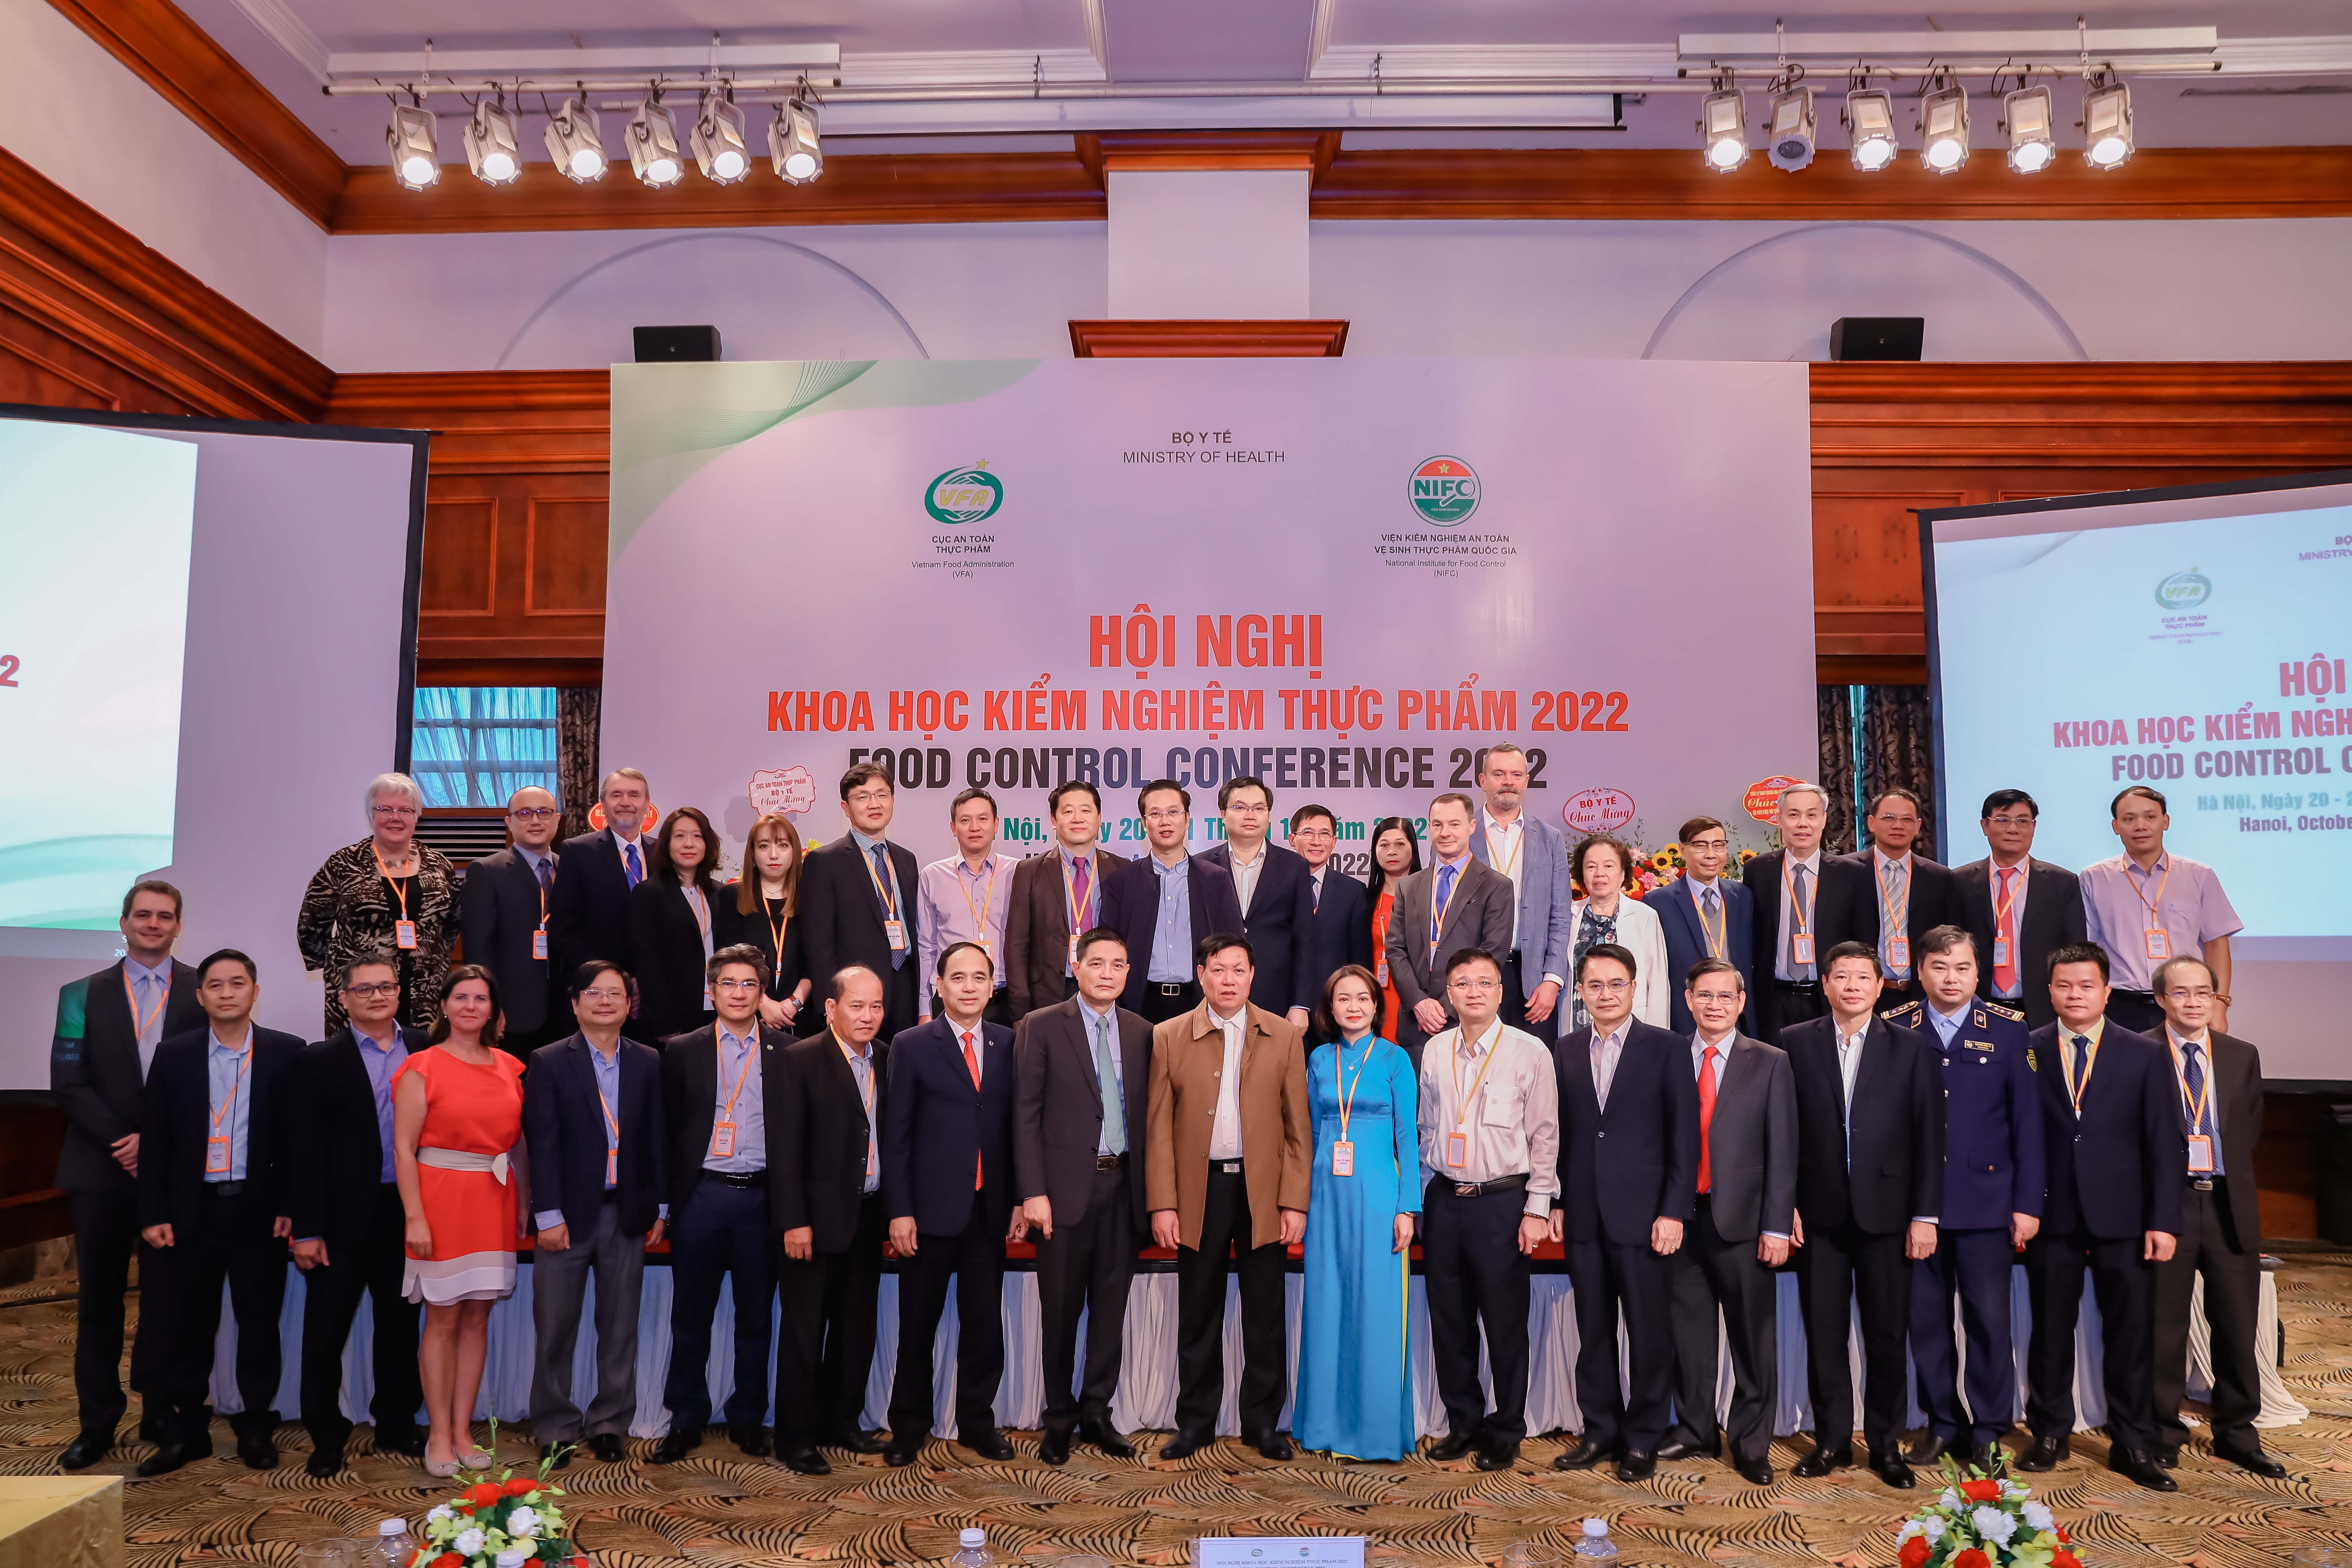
[412,1444,581,1568]
[1895,1460,2079,1568]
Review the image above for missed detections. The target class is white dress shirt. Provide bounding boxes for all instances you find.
[1228,840,1269,915]
[1774,849,1825,982]
[1416,1020,1561,1216]
[1207,1007,1248,1160]
[1481,810,1524,950]
[1590,1022,1629,1109]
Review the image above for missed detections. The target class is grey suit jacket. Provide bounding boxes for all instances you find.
[1384,856,1517,1016]
[1694,1033,1799,1243]
[1468,812,1573,995]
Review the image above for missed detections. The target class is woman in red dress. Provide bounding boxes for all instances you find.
[1366,818,1423,1041]
[393,964,528,1476]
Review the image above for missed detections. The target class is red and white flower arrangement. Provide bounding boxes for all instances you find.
[1896,1462,2079,1568]
[412,1446,581,1568]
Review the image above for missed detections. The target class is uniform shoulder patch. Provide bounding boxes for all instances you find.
[2025,1048,2038,1072]
[1882,999,1923,1021]
[1984,1000,2025,1022]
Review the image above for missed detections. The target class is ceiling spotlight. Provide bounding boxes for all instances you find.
[463,95,521,185]
[627,95,685,187]
[771,96,823,183]
[2003,86,2056,174]
[692,90,750,184]
[2084,80,2134,170]
[1845,88,1898,170]
[387,103,439,191]
[1767,85,1816,172]
[1918,83,1972,174]
[544,96,607,182]
[1698,89,1748,173]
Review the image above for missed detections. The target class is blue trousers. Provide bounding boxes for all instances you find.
[663,1180,776,1431]
[1909,1226,2016,1447]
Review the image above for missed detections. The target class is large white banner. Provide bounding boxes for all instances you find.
[602,358,1817,872]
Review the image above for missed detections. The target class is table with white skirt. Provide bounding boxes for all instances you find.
[208,1261,2308,1441]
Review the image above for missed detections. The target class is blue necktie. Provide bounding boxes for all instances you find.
[1430,863,1457,961]
[623,842,642,887]
[872,844,906,967]
[2182,1040,2220,1173]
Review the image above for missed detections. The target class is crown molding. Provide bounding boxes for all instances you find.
[1068,319,1350,357]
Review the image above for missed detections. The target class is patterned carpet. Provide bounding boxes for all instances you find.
[4,1259,2350,1568]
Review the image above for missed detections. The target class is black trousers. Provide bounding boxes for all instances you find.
[880,961,920,1040]
[1666,1194,1779,1463]
[1565,1235,1674,1454]
[1135,982,1201,1026]
[1422,1180,1533,1446]
[2154,1180,2263,1453]
[299,1182,423,1451]
[1758,981,1825,1045]
[984,988,1013,1027]
[1910,1226,2019,1447]
[775,1194,884,1446]
[2025,1227,2157,1451]
[153,1186,288,1440]
[888,1206,1008,1440]
[68,1185,169,1433]
[1498,951,1527,1029]
[1174,1165,1287,1437]
[1796,1216,1911,1454]
[664,1179,775,1432]
[2103,991,2164,1036]
[1035,1163,1137,1433]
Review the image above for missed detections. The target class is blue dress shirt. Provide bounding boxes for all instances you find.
[1148,856,1194,982]
[205,1026,255,1182]
[707,1025,766,1173]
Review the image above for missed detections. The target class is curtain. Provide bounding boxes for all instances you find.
[1815,685,1858,854]
[410,687,560,808]
[556,685,603,839]
[1861,684,1939,857]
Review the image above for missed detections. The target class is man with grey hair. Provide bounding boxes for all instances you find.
[1744,783,1870,1043]
[550,767,654,981]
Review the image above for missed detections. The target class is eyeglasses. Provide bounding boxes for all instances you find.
[2165,986,2216,1002]
[713,977,763,993]
[1294,828,1334,842]
[847,787,893,805]
[342,982,399,999]
[1449,976,1500,992]
[1683,838,1728,852]
[1580,978,1632,995]
[578,987,628,1003]
[371,804,420,819]
[509,807,559,821]
[1984,814,2037,829]
[1690,989,1742,1006]
[1144,808,1188,824]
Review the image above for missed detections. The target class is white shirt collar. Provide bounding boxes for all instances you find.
[2166,1025,2211,1051]
[1873,847,1913,872]
[1229,839,1267,867]
[1789,848,1822,873]
[1593,1022,1629,1054]
[1482,808,1521,837]
[1694,1028,1736,1053]
[208,1024,254,1055]
[1456,1019,1500,1058]
[124,954,171,984]
[1208,1007,1247,1032]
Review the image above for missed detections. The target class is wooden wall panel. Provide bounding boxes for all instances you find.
[419,498,498,616]
[525,500,608,617]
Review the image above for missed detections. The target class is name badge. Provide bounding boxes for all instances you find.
[710,1121,737,1158]
[606,1148,617,1186]
[1331,1140,1355,1178]
[884,918,908,952]
[1790,933,1815,965]
[1887,936,1910,970]
[981,934,997,962]
[1991,936,2011,969]
[2187,1134,2215,1174]
[2144,930,2171,961]
[1068,933,1079,970]
[1446,1131,1468,1168]
[533,928,549,961]
[395,919,418,951]
[1375,954,1389,986]
[205,1135,232,1174]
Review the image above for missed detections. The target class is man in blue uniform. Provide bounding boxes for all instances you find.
[1882,925,2044,1473]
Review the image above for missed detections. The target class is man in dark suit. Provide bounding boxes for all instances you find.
[2149,957,2285,1477]
[652,945,787,1465]
[772,964,891,1474]
[1660,960,1795,1486]
[1747,783,1872,1043]
[1782,942,1943,1487]
[881,941,1021,1465]
[1882,927,2043,1474]
[525,962,668,1464]
[1013,930,1152,1464]
[2019,943,2180,1492]
[284,953,425,1476]
[1654,817,1757,1035]
[548,767,653,981]
[133,951,302,1474]
[1846,788,1959,1007]
[801,763,923,1038]
[1005,780,1120,1017]
[1954,789,2087,1029]
[1291,804,1373,1047]
[1198,776,1315,1027]
[51,880,202,1469]
[1385,793,1515,1063]
[1100,781,1245,1023]
[461,785,564,1058]
[1550,944,1699,1482]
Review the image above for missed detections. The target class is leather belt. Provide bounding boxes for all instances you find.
[2190,1175,2219,1191]
[206,1180,246,1197]
[1215,1160,1243,1176]
[1448,1173,1530,1199]
[700,1169,766,1188]
[1772,979,1821,994]
[1150,982,1190,995]
[1095,1153,1127,1171]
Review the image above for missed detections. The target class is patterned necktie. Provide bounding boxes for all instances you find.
[962,1030,983,1187]
[1696,1046,1719,1194]
[1882,860,1908,974]
[623,841,643,888]
[871,845,906,967]
[536,856,554,893]
[1993,867,2019,993]
[1093,1016,1125,1156]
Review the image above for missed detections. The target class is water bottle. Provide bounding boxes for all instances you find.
[1573,1520,1618,1562]
[950,1527,993,1568]
[375,1519,418,1568]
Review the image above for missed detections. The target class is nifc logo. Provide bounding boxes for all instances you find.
[1408,456,1480,525]
[925,462,1003,524]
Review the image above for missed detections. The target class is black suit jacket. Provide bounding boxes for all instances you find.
[1099,852,1246,1012]
[1012,997,1152,1232]
[1302,867,1375,1011]
[461,846,557,1034]
[1554,1020,1701,1246]
[51,959,205,1193]
[2185,1030,2264,1248]
[1782,1013,1945,1234]
[800,836,921,1009]
[660,1021,791,1212]
[549,828,650,983]
[627,878,723,1041]
[284,1025,423,1250]
[771,1031,888,1253]
[137,1024,304,1233]
[1746,850,1873,987]
[1954,857,2088,1027]
[1200,841,1318,1013]
[1004,847,1122,1018]
[2030,1021,2185,1240]
[523,1034,667,1236]
[881,1016,1018,1238]
[1842,850,1960,977]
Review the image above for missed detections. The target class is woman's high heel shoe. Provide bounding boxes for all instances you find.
[424,1451,460,1478]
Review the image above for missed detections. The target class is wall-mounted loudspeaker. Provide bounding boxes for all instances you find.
[1829,317,1924,361]
[633,325,722,363]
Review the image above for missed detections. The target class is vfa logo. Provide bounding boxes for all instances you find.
[2154,568,2211,610]
[1408,455,1480,526]
[925,460,1003,524]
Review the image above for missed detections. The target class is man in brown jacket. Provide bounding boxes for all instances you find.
[1147,933,1312,1462]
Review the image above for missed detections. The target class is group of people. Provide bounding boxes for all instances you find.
[51,749,2280,1497]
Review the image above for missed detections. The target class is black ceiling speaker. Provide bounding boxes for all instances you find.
[1830,317,1924,361]
[634,325,721,363]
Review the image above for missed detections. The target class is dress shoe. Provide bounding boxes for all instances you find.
[2015,1434,2068,1472]
[1616,1451,1656,1482]
[1079,1421,1136,1460]
[236,1428,278,1470]
[960,1427,1015,1462]
[2154,1444,2181,1470]
[1733,1455,1775,1487]
[379,1428,429,1459]
[1791,1442,1853,1478]
[59,1428,114,1470]
[538,1441,574,1469]
[1902,1433,1957,1467]
[1159,1429,1213,1462]
[650,1428,702,1464]
[830,1428,884,1456]
[1969,1444,2005,1476]
[2109,1448,2177,1492]
[587,1433,625,1463]
[1872,1454,1916,1489]
[1037,1430,1071,1466]
[2214,1444,2287,1480]
[305,1447,343,1479]
[1475,1440,1519,1472]
[1254,1428,1294,1462]
[1426,1432,1480,1463]
[136,1436,211,1478]
[138,1414,165,1445]
[1553,1437,1610,1471]
[731,1425,771,1458]
[1656,1436,1717,1463]
[779,1443,831,1476]
[883,1439,924,1468]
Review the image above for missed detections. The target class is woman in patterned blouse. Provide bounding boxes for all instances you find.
[297,772,456,1033]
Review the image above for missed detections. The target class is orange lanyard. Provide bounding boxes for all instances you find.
[1482,819,1522,884]
[210,1039,251,1150]
[1060,852,1097,930]
[1787,859,1817,938]
[1429,860,1467,958]
[1334,1036,1377,1145]
[2127,858,2172,934]
[839,1041,876,1120]
[594,1078,619,1153]
[373,842,415,922]
[1688,881,1725,960]
[959,858,999,936]
[1876,854,1910,931]
[2169,1036,2214,1132]
[860,841,902,920]
[683,884,711,946]
[1448,1022,1503,1136]
[764,896,792,972]
[718,1032,758,1121]
[2069,1033,2100,1113]
[1992,865,2021,929]
[123,967,167,1039]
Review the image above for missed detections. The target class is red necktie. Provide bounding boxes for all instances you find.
[962,1030,983,1189]
[1696,1045,1720,1195]
[1994,867,2020,994]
